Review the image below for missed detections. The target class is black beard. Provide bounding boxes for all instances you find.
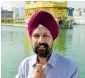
[34,43,52,58]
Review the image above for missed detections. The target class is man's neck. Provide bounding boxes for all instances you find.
[37,57,48,65]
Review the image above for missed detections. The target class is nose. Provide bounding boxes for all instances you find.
[38,36,45,44]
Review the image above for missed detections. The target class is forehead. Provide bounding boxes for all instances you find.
[33,24,51,35]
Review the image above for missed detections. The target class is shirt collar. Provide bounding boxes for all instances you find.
[30,54,37,67]
[48,52,57,68]
[30,52,57,68]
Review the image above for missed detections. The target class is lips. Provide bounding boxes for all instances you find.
[38,45,46,50]
[39,45,45,48]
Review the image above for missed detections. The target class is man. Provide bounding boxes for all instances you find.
[16,10,80,78]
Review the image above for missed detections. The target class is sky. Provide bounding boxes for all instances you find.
[68,1,85,9]
[1,1,25,10]
[1,1,85,10]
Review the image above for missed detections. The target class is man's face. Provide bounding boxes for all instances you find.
[31,25,53,58]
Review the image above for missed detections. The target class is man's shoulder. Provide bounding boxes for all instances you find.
[54,52,78,69]
[20,54,36,66]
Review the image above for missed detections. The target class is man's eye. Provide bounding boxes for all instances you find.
[33,35,39,38]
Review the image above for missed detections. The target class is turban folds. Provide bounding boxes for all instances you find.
[28,10,59,40]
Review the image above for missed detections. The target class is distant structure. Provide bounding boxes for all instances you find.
[11,7,25,24]
[11,7,25,18]
[67,7,74,16]
[82,9,85,16]
[1,7,25,24]
[73,8,85,17]
[1,10,13,18]
[1,8,14,23]
[73,8,85,25]
[25,1,67,24]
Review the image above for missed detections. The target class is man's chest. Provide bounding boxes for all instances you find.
[27,66,69,78]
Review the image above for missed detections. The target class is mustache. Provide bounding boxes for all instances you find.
[36,43,48,48]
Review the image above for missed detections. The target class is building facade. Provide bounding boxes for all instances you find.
[11,7,25,18]
[67,7,74,16]
[11,7,25,24]
[1,10,13,18]
[73,8,85,25]
[1,9,14,23]
[25,1,67,23]
[1,6,25,24]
